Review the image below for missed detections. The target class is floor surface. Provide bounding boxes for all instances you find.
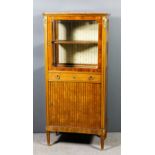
[33,132,121,155]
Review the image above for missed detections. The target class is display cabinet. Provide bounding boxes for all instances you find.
[43,12,109,150]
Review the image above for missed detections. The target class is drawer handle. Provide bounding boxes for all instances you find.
[56,75,60,80]
[88,76,94,80]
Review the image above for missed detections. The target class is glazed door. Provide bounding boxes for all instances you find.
[46,15,103,72]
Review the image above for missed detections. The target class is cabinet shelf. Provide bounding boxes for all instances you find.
[54,63,98,68]
[52,40,98,44]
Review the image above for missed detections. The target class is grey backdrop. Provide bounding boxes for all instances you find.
[33,0,121,132]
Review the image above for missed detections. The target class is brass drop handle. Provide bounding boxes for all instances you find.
[88,76,94,80]
[56,75,60,80]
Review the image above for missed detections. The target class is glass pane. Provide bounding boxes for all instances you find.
[52,20,98,68]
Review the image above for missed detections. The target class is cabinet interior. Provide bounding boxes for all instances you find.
[52,20,99,68]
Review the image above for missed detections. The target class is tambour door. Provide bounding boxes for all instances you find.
[48,81,101,129]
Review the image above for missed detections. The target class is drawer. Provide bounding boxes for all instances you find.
[48,72,101,83]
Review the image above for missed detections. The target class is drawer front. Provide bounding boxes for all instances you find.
[48,72,101,83]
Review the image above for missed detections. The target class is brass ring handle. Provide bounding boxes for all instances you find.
[88,76,94,80]
[56,75,60,80]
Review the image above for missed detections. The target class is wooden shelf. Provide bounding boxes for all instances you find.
[52,40,98,44]
[54,63,98,68]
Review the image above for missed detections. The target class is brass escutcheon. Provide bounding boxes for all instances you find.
[88,76,94,80]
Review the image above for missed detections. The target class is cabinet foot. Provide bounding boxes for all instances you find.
[100,135,104,150]
[46,131,50,145]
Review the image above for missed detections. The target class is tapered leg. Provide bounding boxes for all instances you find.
[100,135,104,150]
[46,131,50,145]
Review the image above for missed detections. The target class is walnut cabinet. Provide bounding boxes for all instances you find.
[43,12,109,150]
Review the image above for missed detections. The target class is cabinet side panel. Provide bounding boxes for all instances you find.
[48,82,101,129]
[101,16,108,130]
[44,16,49,127]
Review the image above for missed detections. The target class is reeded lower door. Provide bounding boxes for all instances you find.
[48,82,101,129]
